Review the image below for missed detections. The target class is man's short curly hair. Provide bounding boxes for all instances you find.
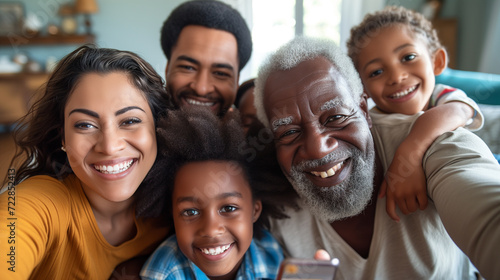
[347,6,444,68]
[153,107,291,238]
[161,0,252,71]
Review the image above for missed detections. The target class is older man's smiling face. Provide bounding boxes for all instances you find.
[263,56,376,221]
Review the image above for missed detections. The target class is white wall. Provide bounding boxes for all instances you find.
[479,0,500,75]
[83,0,185,78]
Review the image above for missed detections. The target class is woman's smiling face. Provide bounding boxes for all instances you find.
[63,72,157,204]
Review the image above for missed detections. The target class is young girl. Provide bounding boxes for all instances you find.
[0,45,173,279]
[347,6,484,221]
[141,108,287,280]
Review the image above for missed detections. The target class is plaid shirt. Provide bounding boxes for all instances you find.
[140,229,283,280]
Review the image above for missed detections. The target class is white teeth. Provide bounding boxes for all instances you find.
[200,244,231,256]
[327,169,335,176]
[94,160,134,174]
[186,98,215,106]
[310,162,344,178]
[391,85,416,99]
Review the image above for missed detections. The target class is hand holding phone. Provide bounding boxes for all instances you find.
[276,257,339,280]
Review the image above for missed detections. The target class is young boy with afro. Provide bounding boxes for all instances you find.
[140,107,294,280]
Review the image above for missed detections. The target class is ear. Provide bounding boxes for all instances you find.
[359,92,372,128]
[432,48,447,76]
[252,199,262,223]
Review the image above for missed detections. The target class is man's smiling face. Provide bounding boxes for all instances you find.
[263,56,376,221]
[165,25,239,116]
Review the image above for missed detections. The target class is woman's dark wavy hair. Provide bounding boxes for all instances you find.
[153,107,297,238]
[6,45,174,218]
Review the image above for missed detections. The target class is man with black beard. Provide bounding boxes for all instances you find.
[253,37,500,279]
[161,0,252,116]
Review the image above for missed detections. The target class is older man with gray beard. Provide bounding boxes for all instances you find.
[289,148,374,222]
[253,36,500,280]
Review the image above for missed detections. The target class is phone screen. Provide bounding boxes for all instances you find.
[276,258,339,280]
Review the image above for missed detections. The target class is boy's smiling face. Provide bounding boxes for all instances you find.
[172,160,262,279]
[356,24,445,115]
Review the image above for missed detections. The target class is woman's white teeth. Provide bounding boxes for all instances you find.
[200,244,231,256]
[391,85,416,99]
[311,162,344,178]
[94,160,133,174]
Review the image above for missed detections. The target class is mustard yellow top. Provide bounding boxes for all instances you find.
[0,174,169,279]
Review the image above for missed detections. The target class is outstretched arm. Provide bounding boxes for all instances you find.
[424,128,500,280]
[381,101,474,221]
[0,177,69,279]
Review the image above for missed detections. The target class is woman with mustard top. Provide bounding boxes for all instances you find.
[0,45,173,279]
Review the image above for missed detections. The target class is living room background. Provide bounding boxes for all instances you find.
[0,0,498,82]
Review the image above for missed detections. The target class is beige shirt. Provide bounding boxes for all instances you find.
[270,111,500,280]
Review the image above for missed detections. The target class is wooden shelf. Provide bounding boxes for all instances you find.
[0,72,49,124]
[432,18,457,69]
[0,72,50,80]
[0,34,95,46]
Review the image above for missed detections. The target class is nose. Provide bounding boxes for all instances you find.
[94,127,126,155]
[301,126,338,161]
[387,66,407,85]
[199,211,225,238]
[190,70,214,97]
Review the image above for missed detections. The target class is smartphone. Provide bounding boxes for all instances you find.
[276,257,340,280]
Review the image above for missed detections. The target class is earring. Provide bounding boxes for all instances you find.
[61,146,66,152]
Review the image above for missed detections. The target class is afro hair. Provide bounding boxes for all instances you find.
[151,107,297,238]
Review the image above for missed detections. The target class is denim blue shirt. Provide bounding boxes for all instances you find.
[140,229,283,280]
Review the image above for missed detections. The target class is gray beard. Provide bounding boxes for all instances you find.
[287,148,375,222]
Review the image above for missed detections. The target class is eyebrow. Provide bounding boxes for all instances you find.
[176,191,243,204]
[176,55,235,72]
[68,108,99,118]
[272,116,293,132]
[320,98,343,111]
[362,43,415,71]
[213,63,235,72]
[68,106,145,118]
[115,106,145,115]
[176,55,200,66]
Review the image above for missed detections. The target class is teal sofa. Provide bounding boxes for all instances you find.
[436,68,500,159]
[436,68,500,105]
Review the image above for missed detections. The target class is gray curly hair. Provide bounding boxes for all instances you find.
[253,36,363,128]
